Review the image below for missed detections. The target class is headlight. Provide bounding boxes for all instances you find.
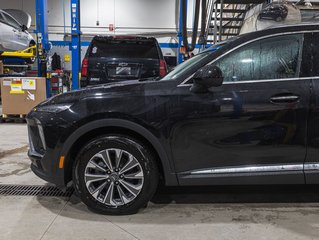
[35,104,72,113]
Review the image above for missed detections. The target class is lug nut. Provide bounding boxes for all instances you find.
[120,175,124,179]
[115,168,119,172]
[107,170,111,174]
[107,179,111,182]
[115,181,119,185]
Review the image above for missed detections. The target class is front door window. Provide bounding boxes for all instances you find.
[214,34,304,82]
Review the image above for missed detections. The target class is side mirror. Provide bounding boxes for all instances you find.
[190,65,223,93]
[21,25,28,31]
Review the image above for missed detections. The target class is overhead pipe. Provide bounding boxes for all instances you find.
[198,0,207,46]
[182,0,207,53]
[182,0,199,52]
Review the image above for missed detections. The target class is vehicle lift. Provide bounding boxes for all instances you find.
[0,45,37,72]
[0,45,36,59]
[35,0,81,93]
[70,0,81,90]
[0,0,81,96]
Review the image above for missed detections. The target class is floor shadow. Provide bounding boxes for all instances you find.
[151,185,319,204]
[36,184,319,218]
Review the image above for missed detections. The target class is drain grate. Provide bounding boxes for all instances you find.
[0,185,74,197]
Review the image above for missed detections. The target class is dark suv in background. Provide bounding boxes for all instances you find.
[81,35,167,86]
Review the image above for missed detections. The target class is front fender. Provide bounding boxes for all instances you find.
[61,118,178,186]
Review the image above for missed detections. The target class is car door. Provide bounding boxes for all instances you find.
[2,12,25,50]
[171,33,310,185]
[304,32,319,184]
[0,12,13,51]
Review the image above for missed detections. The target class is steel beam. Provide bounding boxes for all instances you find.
[35,0,49,50]
[35,0,50,97]
[70,0,81,90]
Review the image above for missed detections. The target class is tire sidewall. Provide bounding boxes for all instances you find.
[73,135,158,215]
[276,16,282,22]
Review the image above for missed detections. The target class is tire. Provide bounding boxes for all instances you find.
[275,16,283,22]
[73,134,159,215]
[25,57,35,64]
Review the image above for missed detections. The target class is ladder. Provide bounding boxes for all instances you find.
[204,0,267,44]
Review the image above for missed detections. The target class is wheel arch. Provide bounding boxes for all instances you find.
[61,119,178,187]
[29,39,36,45]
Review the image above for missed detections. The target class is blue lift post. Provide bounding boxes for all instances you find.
[178,0,188,64]
[70,0,81,90]
[177,0,183,64]
[35,0,51,97]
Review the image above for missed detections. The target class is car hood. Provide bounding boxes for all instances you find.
[40,80,151,106]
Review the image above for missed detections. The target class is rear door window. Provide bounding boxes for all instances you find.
[90,39,159,59]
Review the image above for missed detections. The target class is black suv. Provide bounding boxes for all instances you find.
[80,35,167,86]
[27,24,319,215]
[258,3,288,22]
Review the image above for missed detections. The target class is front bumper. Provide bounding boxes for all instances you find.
[27,117,68,188]
[29,151,55,184]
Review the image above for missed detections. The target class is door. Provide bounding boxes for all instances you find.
[304,32,319,184]
[171,33,310,185]
[0,12,13,51]
[2,12,25,50]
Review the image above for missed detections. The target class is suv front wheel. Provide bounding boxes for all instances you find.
[73,134,159,215]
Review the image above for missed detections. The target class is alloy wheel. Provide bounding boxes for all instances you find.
[84,148,144,207]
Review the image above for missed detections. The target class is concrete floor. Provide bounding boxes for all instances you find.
[1,123,319,240]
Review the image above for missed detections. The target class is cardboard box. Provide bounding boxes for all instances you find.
[0,62,3,100]
[0,61,3,75]
[0,77,47,115]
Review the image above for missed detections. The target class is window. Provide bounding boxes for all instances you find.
[214,34,304,82]
[161,38,233,82]
[90,40,158,59]
[161,51,212,81]
[312,33,319,77]
[0,13,5,23]
[3,12,21,29]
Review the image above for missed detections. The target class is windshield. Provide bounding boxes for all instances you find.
[161,39,231,81]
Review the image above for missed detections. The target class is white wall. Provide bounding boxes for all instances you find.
[0,0,183,36]
[0,0,211,69]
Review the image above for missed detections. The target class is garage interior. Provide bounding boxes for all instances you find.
[1,0,319,239]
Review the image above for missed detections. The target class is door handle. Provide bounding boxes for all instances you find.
[270,94,300,104]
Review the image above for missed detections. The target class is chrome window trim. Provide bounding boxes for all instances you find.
[178,30,319,87]
[178,76,319,87]
[186,164,303,176]
[304,163,319,171]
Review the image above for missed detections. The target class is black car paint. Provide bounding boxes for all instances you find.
[27,24,319,189]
